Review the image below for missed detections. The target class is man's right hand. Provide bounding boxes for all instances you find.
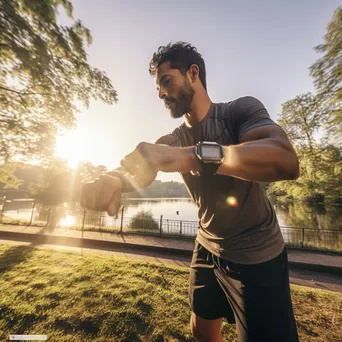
[80,174,122,216]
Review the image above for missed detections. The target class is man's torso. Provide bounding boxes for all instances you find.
[156,97,285,264]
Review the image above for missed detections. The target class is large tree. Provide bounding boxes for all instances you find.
[0,0,118,169]
[278,93,322,151]
[267,93,342,203]
[310,6,342,147]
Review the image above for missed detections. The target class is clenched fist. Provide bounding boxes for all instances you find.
[80,174,123,216]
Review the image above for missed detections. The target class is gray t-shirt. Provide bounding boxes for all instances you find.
[156,96,285,264]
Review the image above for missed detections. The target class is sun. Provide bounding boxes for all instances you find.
[55,129,92,168]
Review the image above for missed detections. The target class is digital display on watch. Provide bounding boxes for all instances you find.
[201,145,223,159]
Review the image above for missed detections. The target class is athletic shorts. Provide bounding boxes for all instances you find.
[188,241,299,342]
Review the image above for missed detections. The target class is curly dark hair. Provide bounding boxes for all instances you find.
[149,41,207,91]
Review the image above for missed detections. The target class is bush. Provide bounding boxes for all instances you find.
[129,210,159,231]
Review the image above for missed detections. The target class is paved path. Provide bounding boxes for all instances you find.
[1,224,341,268]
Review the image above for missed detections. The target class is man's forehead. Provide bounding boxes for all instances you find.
[156,61,171,76]
[156,61,174,84]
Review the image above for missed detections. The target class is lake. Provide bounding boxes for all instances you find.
[2,197,342,230]
[120,198,342,230]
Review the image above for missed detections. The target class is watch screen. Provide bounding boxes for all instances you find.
[201,145,222,159]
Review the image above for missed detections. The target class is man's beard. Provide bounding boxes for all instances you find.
[166,79,194,119]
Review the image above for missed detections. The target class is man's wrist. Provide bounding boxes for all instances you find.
[186,147,202,175]
[106,170,129,192]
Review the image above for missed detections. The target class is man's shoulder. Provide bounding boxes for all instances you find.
[218,96,261,108]
[229,96,265,111]
[214,96,265,118]
[155,123,185,146]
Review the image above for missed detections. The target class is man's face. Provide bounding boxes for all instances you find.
[156,61,195,118]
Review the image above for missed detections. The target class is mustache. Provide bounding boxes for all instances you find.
[164,97,177,104]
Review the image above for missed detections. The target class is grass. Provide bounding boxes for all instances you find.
[0,244,341,342]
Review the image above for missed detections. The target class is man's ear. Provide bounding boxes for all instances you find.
[188,64,199,82]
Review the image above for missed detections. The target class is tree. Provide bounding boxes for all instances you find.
[267,93,342,203]
[28,159,108,206]
[278,93,321,151]
[28,158,71,206]
[0,0,118,170]
[0,162,22,189]
[278,93,322,197]
[268,144,341,203]
[310,6,342,147]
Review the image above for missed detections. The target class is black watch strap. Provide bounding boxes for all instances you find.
[202,162,221,175]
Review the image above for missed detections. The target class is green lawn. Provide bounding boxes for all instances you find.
[0,243,341,342]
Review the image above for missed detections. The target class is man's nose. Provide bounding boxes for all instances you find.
[159,88,167,100]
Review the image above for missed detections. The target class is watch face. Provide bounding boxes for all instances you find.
[201,144,223,160]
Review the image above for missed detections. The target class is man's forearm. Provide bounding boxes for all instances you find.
[107,168,153,193]
[108,138,299,188]
[216,139,300,182]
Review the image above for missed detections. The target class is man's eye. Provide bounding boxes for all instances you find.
[163,79,171,87]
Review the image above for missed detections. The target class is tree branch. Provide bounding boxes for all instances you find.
[0,86,49,96]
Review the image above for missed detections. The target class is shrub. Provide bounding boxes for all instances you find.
[129,210,159,231]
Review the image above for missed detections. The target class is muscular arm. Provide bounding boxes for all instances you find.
[120,125,300,184]
[216,125,300,182]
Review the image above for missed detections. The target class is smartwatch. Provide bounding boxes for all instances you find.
[194,141,225,175]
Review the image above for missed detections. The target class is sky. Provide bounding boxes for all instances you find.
[56,0,340,182]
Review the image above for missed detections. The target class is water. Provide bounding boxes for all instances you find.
[121,198,198,222]
[121,198,342,230]
[2,198,341,251]
[3,198,341,230]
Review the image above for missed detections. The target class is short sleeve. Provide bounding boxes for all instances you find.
[155,134,172,145]
[155,126,184,147]
[231,96,279,142]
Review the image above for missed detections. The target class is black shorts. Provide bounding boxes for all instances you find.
[189,241,299,342]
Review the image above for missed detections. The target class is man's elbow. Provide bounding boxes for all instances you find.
[286,158,300,180]
[277,155,300,181]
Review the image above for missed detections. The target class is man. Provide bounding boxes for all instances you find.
[81,42,300,342]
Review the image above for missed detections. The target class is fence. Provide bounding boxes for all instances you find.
[0,206,341,252]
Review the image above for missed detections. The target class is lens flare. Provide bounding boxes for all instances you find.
[227,196,239,207]
[60,215,75,227]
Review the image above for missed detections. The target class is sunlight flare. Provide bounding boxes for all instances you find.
[55,129,92,168]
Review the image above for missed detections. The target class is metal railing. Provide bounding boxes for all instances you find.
[0,207,341,252]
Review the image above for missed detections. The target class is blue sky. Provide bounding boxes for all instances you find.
[57,0,340,182]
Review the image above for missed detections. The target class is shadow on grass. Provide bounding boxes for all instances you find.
[0,242,37,274]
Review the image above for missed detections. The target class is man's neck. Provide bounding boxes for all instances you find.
[184,91,212,127]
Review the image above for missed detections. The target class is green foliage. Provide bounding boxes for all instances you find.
[0,162,22,189]
[267,12,342,204]
[310,6,342,147]
[0,0,118,165]
[129,210,159,231]
[268,143,341,203]
[28,158,71,206]
[28,159,107,206]
[278,93,321,150]
[268,92,342,203]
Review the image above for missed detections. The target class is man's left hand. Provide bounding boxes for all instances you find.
[120,142,200,180]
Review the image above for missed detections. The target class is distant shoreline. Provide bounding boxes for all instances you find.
[125,197,192,201]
